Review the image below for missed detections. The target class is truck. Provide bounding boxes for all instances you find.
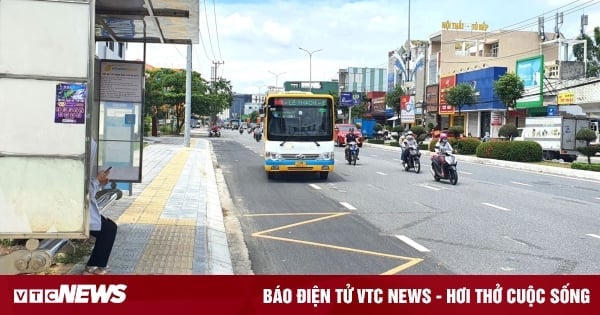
[518,116,588,162]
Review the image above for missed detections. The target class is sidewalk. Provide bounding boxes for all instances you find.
[71,131,232,275]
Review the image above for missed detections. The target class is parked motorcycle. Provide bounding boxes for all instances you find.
[403,145,421,173]
[209,127,221,137]
[430,151,458,185]
[346,141,359,165]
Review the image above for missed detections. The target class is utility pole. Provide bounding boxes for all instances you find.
[212,60,224,81]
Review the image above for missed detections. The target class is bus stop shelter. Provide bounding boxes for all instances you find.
[0,0,198,274]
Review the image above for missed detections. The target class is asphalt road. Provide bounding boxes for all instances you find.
[211,129,600,275]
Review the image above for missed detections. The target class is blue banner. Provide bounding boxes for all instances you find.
[340,92,360,107]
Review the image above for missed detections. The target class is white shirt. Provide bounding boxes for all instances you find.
[89,139,102,231]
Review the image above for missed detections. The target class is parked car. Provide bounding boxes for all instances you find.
[334,124,363,147]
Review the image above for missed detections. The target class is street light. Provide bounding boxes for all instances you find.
[298,47,323,92]
[268,71,286,88]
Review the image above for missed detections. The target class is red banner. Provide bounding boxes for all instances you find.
[439,74,456,115]
[1,275,597,315]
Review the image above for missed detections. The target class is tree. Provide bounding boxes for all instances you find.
[499,123,519,140]
[576,128,600,164]
[493,72,525,110]
[443,83,475,116]
[386,85,404,114]
[144,68,233,135]
[574,26,600,78]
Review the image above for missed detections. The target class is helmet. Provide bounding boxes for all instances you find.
[440,133,448,141]
[407,131,413,136]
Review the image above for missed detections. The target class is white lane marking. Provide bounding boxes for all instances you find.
[395,235,430,252]
[587,234,600,239]
[595,197,600,200]
[417,183,443,191]
[503,236,527,246]
[309,184,321,190]
[482,202,511,211]
[376,172,388,176]
[340,202,357,210]
[458,171,472,175]
[511,181,532,186]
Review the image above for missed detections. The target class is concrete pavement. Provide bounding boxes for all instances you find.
[70,129,232,275]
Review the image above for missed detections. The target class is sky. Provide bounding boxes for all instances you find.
[125,0,600,95]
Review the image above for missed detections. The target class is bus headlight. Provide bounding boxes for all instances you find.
[319,152,334,160]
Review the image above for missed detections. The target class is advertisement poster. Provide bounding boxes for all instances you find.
[516,55,544,108]
[340,92,361,107]
[400,95,415,123]
[54,83,86,124]
[438,75,456,115]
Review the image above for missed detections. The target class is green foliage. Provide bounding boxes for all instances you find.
[493,72,525,109]
[455,138,481,155]
[571,162,600,172]
[410,125,426,138]
[448,126,464,138]
[390,141,401,147]
[577,145,600,164]
[498,123,519,140]
[428,138,438,152]
[576,128,598,144]
[386,85,404,112]
[443,83,475,114]
[392,126,404,140]
[374,123,383,132]
[476,141,542,162]
[574,26,600,77]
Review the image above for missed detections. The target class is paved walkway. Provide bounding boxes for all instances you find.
[71,134,232,275]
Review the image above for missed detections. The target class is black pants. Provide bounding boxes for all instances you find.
[87,216,117,268]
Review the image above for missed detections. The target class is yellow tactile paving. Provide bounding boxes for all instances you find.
[116,140,200,274]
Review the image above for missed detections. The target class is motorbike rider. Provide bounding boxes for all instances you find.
[401,131,419,165]
[253,124,263,140]
[434,133,453,177]
[344,127,361,160]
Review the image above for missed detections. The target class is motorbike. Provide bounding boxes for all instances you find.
[209,127,221,137]
[239,128,244,135]
[346,141,359,165]
[254,130,262,142]
[430,151,458,185]
[403,145,421,173]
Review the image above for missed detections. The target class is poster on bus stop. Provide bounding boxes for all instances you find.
[54,83,86,124]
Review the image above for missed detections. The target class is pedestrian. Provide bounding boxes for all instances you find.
[83,138,118,275]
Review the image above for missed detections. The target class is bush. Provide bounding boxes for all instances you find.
[390,141,401,147]
[410,125,427,138]
[577,145,600,164]
[448,126,464,138]
[455,138,481,155]
[374,123,383,132]
[576,128,598,143]
[428,138,438,152]
[498,123,519,140]
[476,140,542,162]
[571,162,600,172]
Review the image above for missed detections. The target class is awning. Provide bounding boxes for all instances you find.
[95,0,199,44]
[387,116,401,121]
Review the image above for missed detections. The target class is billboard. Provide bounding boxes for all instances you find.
[400,95,416,123]
[340,92,361,107]
[439,74,456,115]
[425,84,439,113]
[516,55,544,108]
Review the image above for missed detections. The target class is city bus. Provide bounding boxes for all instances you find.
[262,92,335,180]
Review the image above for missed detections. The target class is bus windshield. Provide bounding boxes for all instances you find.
[266,97,333,141]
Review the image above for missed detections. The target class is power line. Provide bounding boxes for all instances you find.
[211,0,223,60]
[202,0,217,61]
